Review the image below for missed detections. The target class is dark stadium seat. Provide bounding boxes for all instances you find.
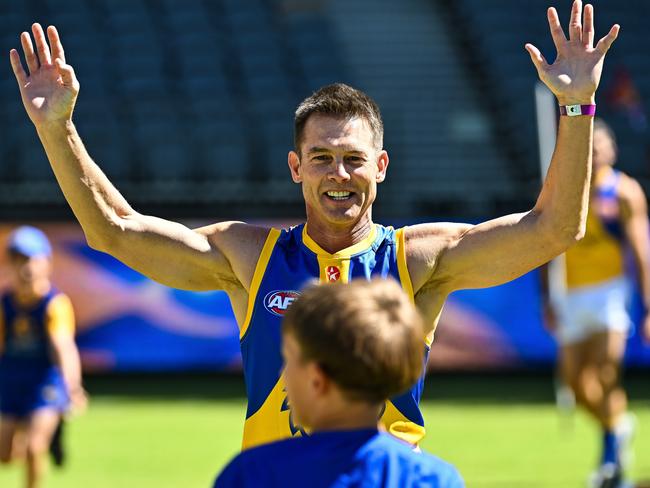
[0,0,344,213]
[455,0,650,187]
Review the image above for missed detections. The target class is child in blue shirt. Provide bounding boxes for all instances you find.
[215,279,463,487]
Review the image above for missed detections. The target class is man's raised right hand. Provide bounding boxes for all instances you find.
[10,23,79,127]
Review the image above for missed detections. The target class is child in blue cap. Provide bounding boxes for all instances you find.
[0,226,86,488]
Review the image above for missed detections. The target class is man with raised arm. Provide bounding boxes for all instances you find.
[10,1,618,449]
[542,119,649,487]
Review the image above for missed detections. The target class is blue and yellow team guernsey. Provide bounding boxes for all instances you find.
[565,166,625,289]
[240,223,429,450]
[0,289,73,417]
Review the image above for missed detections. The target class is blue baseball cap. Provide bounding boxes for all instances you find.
[6,226,52,258]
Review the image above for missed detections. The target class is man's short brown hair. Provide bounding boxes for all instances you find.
[293,83,384,153]
[282,279,425,404]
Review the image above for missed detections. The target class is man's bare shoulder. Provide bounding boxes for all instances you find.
[405,222,474,241]
[404,221,473,292]
[617,172,646,205]
[196,221,271,247]
[194,221,276,292]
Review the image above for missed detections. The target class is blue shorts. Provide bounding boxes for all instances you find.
[0,365,69,418]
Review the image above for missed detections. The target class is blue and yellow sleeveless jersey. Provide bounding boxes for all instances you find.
[239,223,429,450]
[565,167,625,289]
[215,428,465,488]
[0,289,73,417]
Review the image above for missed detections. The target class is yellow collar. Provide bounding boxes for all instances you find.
[302,224,377,258]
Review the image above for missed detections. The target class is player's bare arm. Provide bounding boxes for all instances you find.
[406,1,618,328]
[9,24,268,298]
[49,331,86,410]
[619,175,650,342]
[46,295,87,411]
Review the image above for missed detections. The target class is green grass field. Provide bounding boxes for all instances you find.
[0,374,648,487]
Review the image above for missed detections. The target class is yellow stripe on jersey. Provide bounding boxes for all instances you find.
[565,211,624,289]
[240,228,281,340]
[395,227,435,346]
[46,293,75,337]
[381,400,426,446]
[395,227,414,302]
[241,373,297,450]
[391,227,430,444]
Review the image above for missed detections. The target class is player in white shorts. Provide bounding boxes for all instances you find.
[555,276,631,345]
[543,119,650,488]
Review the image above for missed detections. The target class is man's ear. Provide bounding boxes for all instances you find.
[376,150,389,183]
[288,151,302,183]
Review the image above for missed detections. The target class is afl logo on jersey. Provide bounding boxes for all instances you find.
[264,290,300,316]
[326,266,341,282]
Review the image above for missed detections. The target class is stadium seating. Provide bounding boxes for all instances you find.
[1,0,647,219]
[326,0,527,216]
[453,0,650,186]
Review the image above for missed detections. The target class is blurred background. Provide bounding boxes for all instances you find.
[0,0,648,486]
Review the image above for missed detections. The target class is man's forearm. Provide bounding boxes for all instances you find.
[534,115,593,243]
[53,341,83,394]
[36,120,132,246]
[624,204,650,312]
[63,349,83,394]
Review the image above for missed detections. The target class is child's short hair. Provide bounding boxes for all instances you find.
[282,279,425,403]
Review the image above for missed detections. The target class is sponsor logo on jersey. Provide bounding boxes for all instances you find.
[326,265,341,282]
[264,290,300,316]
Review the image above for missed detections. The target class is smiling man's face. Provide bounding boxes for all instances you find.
[288,114,388,229]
